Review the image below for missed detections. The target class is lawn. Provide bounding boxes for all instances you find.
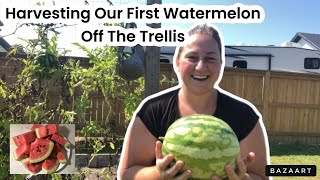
[270,143,320,180]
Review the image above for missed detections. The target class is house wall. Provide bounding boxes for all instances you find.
[226,46,320,74]
[297,38,317,50]
[226,56,269,70]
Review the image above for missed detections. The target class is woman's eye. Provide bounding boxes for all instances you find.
[187,56,198,61]
[206,57,217,62]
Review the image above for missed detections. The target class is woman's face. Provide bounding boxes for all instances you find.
[176,34,222,95]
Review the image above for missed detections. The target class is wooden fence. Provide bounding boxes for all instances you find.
[159,64,320,144]
[1,56,320,144]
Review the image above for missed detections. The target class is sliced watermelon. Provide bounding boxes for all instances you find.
[31,124,43,131]
[11,131,36,147]
[47,124,59,135]
[51,133,70,148]
[35,124,59,138]
[30,138,54,163]
[13,144,31,160]
[21,158,42,174]
[57,151,67,164]
[50,143,61,158]
[34,126,48,138]
[42,158,60,174]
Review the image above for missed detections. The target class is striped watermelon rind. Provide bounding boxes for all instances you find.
[161,114,240,179]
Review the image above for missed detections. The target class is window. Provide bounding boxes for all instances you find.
[160,59,170,63]
[233,60,247,68]
[304,58,320,69]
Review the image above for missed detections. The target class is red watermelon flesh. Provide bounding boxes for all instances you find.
[50,143,61,158]
[35,126,48,138]
[12,131,36,147]
[51,133,70,148]
[31,124,43,131]
[30,138,54,163]
[35,124,59,138]
[13,144,31,160]
[57,151,67,164]
[47,124,59,135]
[21,158,42,174]
[42,158,60,174]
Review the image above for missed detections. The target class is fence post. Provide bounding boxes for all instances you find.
[144,0,162,97]
[263,71,271,131]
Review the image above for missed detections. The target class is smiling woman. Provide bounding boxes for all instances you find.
[117,23,270,180]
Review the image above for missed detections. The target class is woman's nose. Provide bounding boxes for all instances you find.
[195,59,207,70]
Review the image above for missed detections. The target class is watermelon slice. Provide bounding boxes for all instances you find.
[30,138,54,163]
[35,124,59,138]
[11,131,36,147]
[51,133,70,148]
[57,151,67,164]
[34,126,48,138]
[13,144,31,160]
[21,158,42,174]
[47,124,59,135]
[50,143,61,158]
[31,124,43,131]
[42,158,60,174]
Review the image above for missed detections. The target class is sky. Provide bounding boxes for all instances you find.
[161,0,320,46]
[0,0,319,55]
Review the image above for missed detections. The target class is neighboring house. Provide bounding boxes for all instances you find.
[159,33,320,74]
[0,20,11,53]
[291,32,320,50]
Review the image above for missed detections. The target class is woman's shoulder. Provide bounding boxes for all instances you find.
[141,86,180,106]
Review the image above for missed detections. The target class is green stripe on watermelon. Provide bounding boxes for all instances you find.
[30,138,54,163]
[161,114,240,179]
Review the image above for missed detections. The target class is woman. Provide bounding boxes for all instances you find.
[117,24,270,180]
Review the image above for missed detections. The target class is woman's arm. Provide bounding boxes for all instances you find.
[239,118,270,180]
[117,117,191,180]
[117,117,161,179]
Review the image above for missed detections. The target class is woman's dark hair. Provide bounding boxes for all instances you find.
[177,24,222,59]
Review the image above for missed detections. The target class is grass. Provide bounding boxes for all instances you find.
[270,143,320,180]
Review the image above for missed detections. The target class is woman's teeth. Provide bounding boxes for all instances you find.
[192,75,209,80]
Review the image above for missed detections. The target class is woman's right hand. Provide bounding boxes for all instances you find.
[155,141,192,180]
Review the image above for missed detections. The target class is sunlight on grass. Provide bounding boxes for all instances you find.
[269,143,320,180]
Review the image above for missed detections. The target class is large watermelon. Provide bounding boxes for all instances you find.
[161,114,240,179]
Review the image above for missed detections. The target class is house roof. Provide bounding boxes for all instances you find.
[0,37,11,51]
[0,20,12,51]
[291,32,320,50]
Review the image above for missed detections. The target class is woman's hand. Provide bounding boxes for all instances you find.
[211,152,256,180]
[155,141,192,180]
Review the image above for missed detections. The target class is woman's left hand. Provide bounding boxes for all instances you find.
[211,152,256,180]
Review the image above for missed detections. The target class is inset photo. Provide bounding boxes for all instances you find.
[10,124,76,175]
